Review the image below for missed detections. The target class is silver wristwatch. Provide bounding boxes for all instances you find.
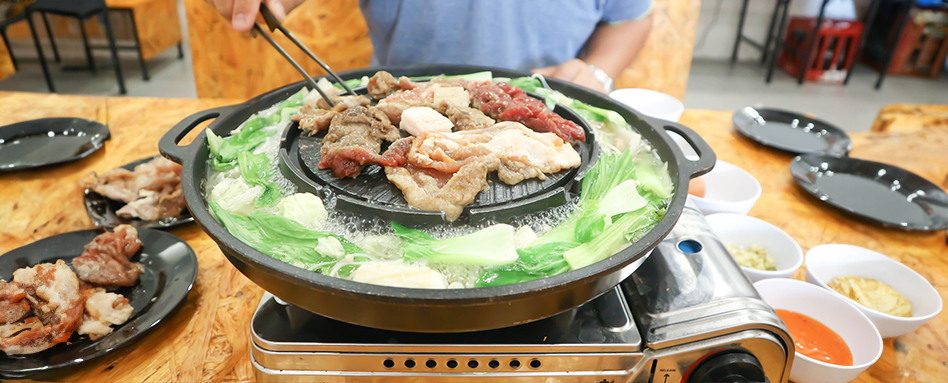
[588,64,615,93]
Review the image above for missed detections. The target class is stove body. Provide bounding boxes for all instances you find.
[251,206,793,383]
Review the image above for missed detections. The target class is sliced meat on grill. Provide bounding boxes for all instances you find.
[315,95,371,112]
[72,225,144,288]
[466,81,586,143]
[384,161,495,222]
[293,105,339,134]
[446,105,495,131]
[407,122,581,183]
[318,106,402,178]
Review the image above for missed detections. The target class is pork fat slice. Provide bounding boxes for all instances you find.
[399,107,454,136]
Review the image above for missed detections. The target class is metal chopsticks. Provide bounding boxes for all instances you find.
[251,4,356,107]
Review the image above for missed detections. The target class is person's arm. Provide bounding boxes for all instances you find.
[205,0,306,33]
[533,15,652,93]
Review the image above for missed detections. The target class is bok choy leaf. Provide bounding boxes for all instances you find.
[393,223,518,266]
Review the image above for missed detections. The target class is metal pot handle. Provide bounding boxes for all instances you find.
[159,105,239,164]
[662,122,716,179]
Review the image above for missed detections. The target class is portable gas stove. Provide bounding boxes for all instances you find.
[250,204,794,383]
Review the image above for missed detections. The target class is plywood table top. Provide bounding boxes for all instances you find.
[0,92,945,382]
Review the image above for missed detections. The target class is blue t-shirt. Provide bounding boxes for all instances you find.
[359,0,652,71]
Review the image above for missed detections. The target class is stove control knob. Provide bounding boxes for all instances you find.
[687,352,766,383]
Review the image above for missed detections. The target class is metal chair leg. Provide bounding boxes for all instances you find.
[26,14,55,93]
[39,12,60,63]
[844,0,883,85]
[99,11,126,95]
[78,18,96,76]
[762,0,785,65]
[731,0,750,64]
[766,0,792,83]
[124,9,149,81]
[0,27,16,71]
[798,0,831,85]
[876,0,915,90]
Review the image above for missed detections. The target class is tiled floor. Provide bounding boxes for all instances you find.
[685,59,948,132]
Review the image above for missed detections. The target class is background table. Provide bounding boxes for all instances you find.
[0,92,945,382]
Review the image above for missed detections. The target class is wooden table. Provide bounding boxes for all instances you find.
[0,92,945,383]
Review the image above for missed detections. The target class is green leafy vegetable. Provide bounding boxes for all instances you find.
[635,152,674,200]
[563,204,659,270]
[393,223,518,266]
[237,151,281,207]
[476,241,578,286]
[210,202,363,271]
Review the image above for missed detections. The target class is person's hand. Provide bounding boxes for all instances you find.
[533,59,606,93]
[205,0,306,33]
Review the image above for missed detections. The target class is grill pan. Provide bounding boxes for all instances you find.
[284,87,598,226]
[158,65,715,332]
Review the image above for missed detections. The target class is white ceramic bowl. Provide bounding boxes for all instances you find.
[609,88,685,122]
[705,213,803,282]
[688,160,762,215]
[755,279,883,383]
[805,244,943,338]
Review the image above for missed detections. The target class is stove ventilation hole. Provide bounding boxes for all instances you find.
[488,359,500,369]
[404,359,416,368]
[446,359,458,369]
[509,359,521,369]
[383,359,395,368]
[467,359,479,368]
[529,359,542,369]
[426,359,437,369]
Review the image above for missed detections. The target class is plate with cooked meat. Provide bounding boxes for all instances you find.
[0,225,197,377]
[0,118,110,172]
[80,155,193,229]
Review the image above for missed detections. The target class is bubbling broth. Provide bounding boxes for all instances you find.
[203,72,674,289]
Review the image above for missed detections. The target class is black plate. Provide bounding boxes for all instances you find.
[732,107,851,156]
[0,228,198,377]
[0,118,110,171]
[82,156,193,230]
[790,154,948,230]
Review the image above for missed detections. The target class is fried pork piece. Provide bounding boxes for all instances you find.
[446,105,495,131]
[77,287,133,340]
[72,225,144,288]
[385,161,494,221]
[376,83,472,124]
[0,261,86,355]
[367,71,403,100]
[292,105,339,134]
[466,81,586,143]
[407,122,581,184]
[318,106,402,178]
[0,281,31,325]
[79,157,185,220]
[315,95,372,112]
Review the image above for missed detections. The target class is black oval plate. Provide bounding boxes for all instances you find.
[790,154,948,230]
[732,107,851,156]
[0,228,198,378]
[0,118,110,171]
[82,156,193,230]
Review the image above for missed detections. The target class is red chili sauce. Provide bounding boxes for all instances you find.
[775,309,853,366]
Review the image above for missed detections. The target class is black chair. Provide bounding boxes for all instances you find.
[28,0,126,94]
[1,1,56,92]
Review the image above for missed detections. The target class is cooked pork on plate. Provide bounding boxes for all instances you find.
[79,156,186,221]
[0,226,143,355]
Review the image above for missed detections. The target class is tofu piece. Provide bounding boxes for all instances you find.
[399,107,454,136]
[433,86,471,110]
